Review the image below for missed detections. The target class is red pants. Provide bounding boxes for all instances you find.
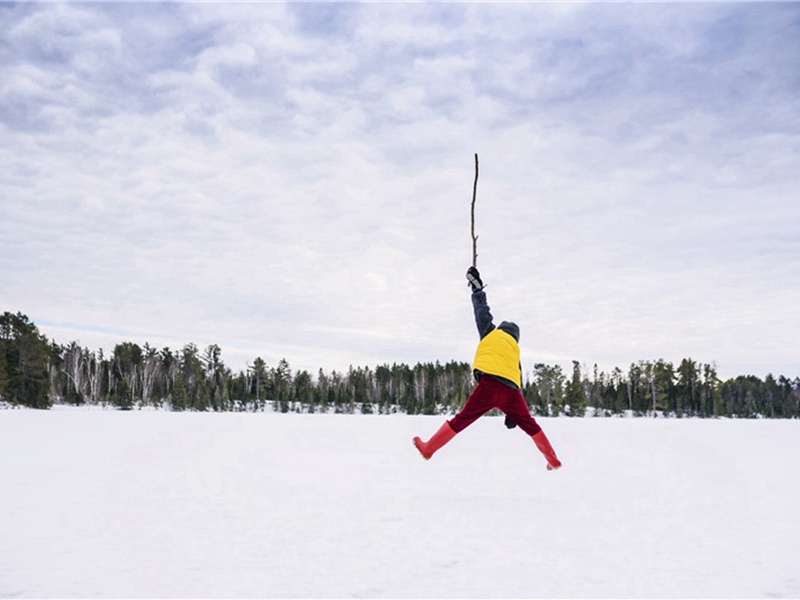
[449,375,542,436]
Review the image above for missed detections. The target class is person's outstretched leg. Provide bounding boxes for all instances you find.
[413,421,456,460]
[531,430,562,470]
[500,389,562,471]
[413,377,496,460]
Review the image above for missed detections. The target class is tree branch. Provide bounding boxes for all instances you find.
[471,153,479,268]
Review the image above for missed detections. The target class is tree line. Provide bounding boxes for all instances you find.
[2,311,799,418]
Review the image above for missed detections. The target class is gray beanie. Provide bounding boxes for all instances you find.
[498,321,520,342]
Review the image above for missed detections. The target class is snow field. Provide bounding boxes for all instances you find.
[1,409,799,598]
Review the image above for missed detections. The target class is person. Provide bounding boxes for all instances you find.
[412,266,562,470]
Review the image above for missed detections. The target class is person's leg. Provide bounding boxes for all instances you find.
[500,390,562,470]
[500,391,542,436]
[413,377,496,460]
[447,377,497,433]
[531,429,562,470]
[412,421,456,460]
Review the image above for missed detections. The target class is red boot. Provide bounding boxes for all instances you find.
[413,421,457,460]
[532,430,562,471]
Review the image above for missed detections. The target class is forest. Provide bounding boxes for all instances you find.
[2,311,799,418]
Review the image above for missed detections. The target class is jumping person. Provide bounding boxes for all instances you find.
[412,266,562,470]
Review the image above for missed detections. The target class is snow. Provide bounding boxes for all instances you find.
[1,408,799,598]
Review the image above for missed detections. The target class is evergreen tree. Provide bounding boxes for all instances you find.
[375,365,392,414]
[565,361,588,417]
[181,344,207,410]
[421,363,438,415]
[675,358,700,416]
[316,368,330,413]
[202,344,224,411]
[611,367,628,414]
[171,371,189,411]
[112,378,134,410]
[112,342,143,406]
[702,363,722,417]
[229,371,248,411]
[157,348,177,401]
[248,357,269,410]
[626,363,644,414]
[274,359,292,412]
[640,360,674,416]
[294,370,314,413]
[0,336,8,401]
[533,363,564,416]
[0,312,51,408]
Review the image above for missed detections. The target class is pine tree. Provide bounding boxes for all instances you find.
[0,337,8,401]
[112,379,134,410]
[274,359,292,412]
[112,342,143,407]
[180,344,205,410]
[676,358,700,417]
[171,371,188,411]
[565,361,588,417]
[248,357,268,410]
[0,312,51,408]
[202,344,224,411]
[533,363,564,416]
[294,370,313,412]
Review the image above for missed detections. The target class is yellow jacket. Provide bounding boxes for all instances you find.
[473,328,522,388]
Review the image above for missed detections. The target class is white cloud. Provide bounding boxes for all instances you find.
[1,2,798,380]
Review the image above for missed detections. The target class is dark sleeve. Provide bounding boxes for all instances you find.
[471,289,496,340]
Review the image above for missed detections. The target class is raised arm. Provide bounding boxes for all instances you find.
[466,267,496,340]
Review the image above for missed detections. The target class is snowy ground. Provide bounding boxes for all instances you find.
[1,408,799,599]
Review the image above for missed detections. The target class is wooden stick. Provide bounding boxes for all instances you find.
[471,153,479,268]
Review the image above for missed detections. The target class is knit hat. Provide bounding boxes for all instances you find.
[498,321,520,342]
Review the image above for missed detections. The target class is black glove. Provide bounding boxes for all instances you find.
[466,266,484,291]
[504,415,517,429]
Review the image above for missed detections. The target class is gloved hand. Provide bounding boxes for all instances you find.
[466,266,484,291]
[504,415,517,429]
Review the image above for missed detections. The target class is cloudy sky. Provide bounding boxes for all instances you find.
[2,1,798,380]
